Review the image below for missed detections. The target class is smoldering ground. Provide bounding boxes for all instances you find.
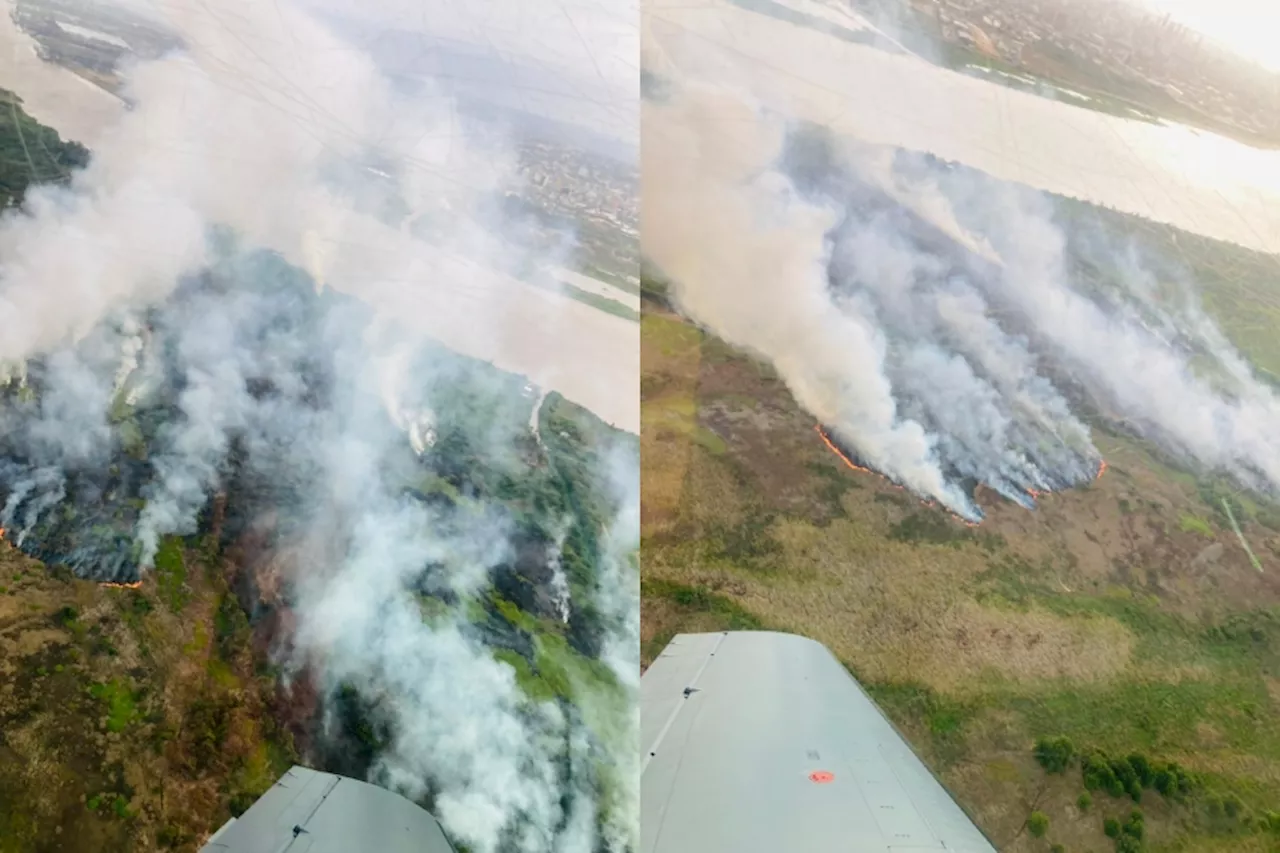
[642,79,1280,520]
[0,0,639,851]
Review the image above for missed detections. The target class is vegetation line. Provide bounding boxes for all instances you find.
[558,280,640,322]
[576,262,641,296]
[528,276,639,322]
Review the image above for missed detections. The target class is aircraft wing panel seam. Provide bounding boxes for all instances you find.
[640,631,725,775]
[646,664,720,853]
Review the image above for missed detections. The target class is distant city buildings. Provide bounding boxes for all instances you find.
[12,0,641,281]
[914,0,1280,143]
[516,138,638,241]
[514,139,639,279]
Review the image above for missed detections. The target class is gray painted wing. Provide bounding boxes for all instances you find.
[200,765,457,853]
[641,632,997,852]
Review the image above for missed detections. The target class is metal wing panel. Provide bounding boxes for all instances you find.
[200,766,457,853]
[641,632,724,760]
[640,631,997,853]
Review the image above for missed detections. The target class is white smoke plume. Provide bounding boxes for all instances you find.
[942,175,1280,491]
[643,85,976,515]
[643,73,1280,519]
[593,443,641,853]
[0,0,639,850]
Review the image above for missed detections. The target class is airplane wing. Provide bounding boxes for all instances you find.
[641,631,998,852]
[199,765,457,853]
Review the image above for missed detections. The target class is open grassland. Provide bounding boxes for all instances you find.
[641,258,1280,851]
[0,536,295,852]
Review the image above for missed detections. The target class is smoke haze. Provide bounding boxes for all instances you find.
[0,0,639,850]
[642,74,1280,520]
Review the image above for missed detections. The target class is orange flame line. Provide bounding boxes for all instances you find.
[814,425,906,490]
[815,424,976,525]
[814,425,1105,529]
[815,425,873,475]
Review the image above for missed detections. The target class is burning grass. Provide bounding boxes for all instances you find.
[815,423,1109,528]
[1,247,638,848]
[5,87,637,851]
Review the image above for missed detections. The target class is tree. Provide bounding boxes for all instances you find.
[1173,763,1197,798]
[1115,836,1142,853]
[1027,811,1050,838]
[1111,757,1139,793]
[1035,736,1076,774]
[1127,753,1154,787]
[1083,751,1124,798]
[1123,810,1145,840]
[1077,791,1092,812]
[1103,818,1121,838]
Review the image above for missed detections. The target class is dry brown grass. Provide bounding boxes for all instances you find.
[640,595,746,670]
[0,539,294,852]
[648,505,1135,691]
[640,310,704,536]
[641,305,1280,850]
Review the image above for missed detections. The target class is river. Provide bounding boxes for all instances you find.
[0,9,124,147]
[645,0,1280,256]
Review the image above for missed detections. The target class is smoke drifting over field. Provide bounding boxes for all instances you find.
[0,1,638,851]
[643,81,1280,520]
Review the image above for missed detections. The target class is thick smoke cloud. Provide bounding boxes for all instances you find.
[945,175,1280,492]
[0,0,576,370]
[0,0,638,850]
[643,86,977,515]
[643,76,1280,519]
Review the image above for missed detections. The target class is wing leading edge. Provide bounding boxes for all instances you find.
[199,765,457,853]
[641,631,998,852]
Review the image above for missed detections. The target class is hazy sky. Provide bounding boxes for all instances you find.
[298,0,638,145]
[1134,0,1280,72]
[109,0,638,147]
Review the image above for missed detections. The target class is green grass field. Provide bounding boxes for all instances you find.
[559,280,639,322]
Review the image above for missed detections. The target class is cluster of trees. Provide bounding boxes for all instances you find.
[1102,810,1146,853]
[1031,737,1183,851]
[1032,735,1280,850]
[0,89,88,208]
[1081,750,1196,803]
[1034,736,1196,804]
